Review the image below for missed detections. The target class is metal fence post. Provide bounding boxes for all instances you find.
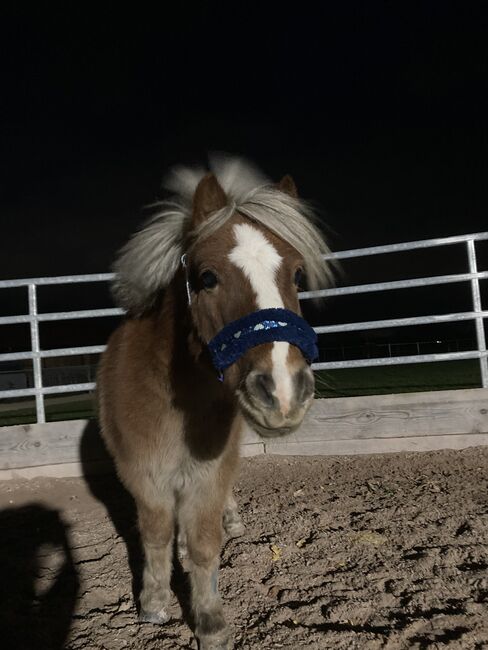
[28,284,45,423]
[467,239,488,387]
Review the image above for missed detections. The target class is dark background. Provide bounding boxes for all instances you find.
[1,3,487,355]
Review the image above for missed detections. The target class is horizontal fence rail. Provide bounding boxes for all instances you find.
[1,231,487,423]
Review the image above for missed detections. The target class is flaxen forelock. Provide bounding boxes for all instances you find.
[112,156,333,314]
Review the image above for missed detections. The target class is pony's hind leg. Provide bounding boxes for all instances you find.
[137,498,174,624]
[178,492,244,562]
[177,525,188,560]
[182,499,231,650]
[223,493,245,539]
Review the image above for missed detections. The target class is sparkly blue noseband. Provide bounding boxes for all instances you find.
[208,308,318,377]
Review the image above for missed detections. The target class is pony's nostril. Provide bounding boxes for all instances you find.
[249,373,276,408]
[295,367,315,404]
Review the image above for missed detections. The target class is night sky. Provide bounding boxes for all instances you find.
[1,4,487,352]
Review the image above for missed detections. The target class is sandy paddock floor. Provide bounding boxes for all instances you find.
[1,449,488,649]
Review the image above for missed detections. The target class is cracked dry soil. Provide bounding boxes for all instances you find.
[1,448,488,649]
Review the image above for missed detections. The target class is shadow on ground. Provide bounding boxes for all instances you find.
[0,503,79,650]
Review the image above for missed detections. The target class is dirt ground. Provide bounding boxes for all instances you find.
[1,449,488,650]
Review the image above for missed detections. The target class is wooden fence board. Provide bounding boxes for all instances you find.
[0,388,487,477]
[295,388,488,442]
[0,420,89,470]
[265,433,488,456]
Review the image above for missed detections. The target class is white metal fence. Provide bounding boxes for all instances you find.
[1,232,487,424]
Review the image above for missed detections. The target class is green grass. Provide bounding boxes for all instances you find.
[314,360,481,398]
[0,394,96,427]
[0,360,482,426]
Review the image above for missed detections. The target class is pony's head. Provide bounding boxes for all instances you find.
[112,156,333,438]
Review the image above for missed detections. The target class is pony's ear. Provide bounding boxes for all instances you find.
[192,173,227,225]
[276,174,298,198]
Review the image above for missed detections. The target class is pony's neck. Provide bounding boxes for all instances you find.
[152,270,239,445]
[157,269,213,382]
[150,271,240,459]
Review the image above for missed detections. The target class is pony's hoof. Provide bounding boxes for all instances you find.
[224,519,245,539]
[196,612,231,649]
[139,607,170,625]
[198,631,232,650]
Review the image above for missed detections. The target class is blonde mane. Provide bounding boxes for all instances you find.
[112,156,333,314]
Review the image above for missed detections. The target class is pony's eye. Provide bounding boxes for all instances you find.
[294,268,303,287]
[201,270,218,289]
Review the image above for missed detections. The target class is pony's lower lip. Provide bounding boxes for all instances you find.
[254,425,293,438]
[244,417,294,439]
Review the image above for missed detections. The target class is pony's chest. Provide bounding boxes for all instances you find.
[149,447,218,496]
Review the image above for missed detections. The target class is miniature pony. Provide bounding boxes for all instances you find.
[97,156,332,649]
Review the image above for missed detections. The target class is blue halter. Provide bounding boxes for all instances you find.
[208,307,318,377]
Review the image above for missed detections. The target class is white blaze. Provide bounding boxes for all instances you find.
[228,223,293,414]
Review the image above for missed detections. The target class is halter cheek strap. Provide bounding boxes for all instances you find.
[208,308,318,377]
[181,254,192,305]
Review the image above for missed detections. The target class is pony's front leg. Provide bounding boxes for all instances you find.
[137,498,174,624]
[184,502,231,650]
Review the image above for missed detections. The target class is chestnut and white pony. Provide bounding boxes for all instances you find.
[97,157,332,649]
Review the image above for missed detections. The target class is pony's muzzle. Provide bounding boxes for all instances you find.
[241,366,314,438]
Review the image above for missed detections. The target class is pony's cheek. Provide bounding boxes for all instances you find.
[222,363,243,391]
[191,293,225,343]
